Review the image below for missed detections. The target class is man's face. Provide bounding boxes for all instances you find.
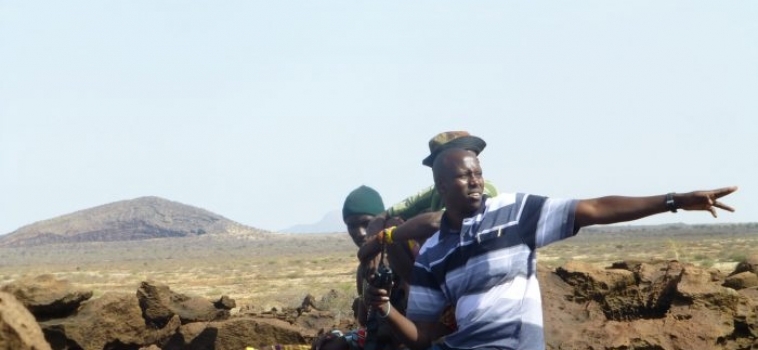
[436,150,485,217]
[344,214,374,247]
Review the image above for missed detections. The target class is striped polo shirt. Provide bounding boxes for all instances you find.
[406,193,578,350]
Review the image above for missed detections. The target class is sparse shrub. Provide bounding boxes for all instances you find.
[693,254,710,261]
[698,259,715,268]
[666,239,680,260]
[286,271,303,279]
[729,253,748,262]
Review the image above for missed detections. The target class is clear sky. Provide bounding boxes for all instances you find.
[1,1,756,235]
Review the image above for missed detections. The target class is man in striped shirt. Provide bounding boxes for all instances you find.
[365,147,737,350]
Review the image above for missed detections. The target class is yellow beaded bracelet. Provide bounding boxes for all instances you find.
[383,226,396,244]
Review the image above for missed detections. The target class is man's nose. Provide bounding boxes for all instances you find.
[468,175,482,187]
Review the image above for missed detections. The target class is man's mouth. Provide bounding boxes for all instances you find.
[468,192,482,199]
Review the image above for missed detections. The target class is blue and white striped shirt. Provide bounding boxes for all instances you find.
[407,193,578,350]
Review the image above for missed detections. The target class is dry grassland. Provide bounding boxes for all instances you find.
[0,224,756,319]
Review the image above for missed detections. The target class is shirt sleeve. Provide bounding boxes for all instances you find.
[534,197,578,248]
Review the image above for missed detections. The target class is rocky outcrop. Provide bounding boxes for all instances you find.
[731,254,758,275]
[41,292,181,350]
[544,259,758,350]
[164,318,308,350]
[0,291,51,350]
[137,281,233,327]
[0,275,335,350]
[2,259,757,350]
[724,271,758,290]
[1,274,92,320]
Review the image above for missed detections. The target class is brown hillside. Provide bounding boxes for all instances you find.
[0,196,268,247]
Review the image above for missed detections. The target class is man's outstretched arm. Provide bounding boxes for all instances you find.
[574,186,738,230]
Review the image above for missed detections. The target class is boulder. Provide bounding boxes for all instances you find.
[214,295,236,310]
[163,317,308,350]
[40,292,180,350]
[731,254,758,275]
[677,266,741,312]
[1,274,92,320]
[724,271,758,290]
[137,281,232,326]
[0,291,51,350]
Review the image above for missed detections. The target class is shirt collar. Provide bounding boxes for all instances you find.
[439,195,489,236]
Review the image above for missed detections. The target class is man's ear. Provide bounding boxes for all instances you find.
[435,178,447,197]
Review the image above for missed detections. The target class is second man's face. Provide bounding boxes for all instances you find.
[344,214,374,247]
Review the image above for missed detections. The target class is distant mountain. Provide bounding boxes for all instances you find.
[0,196,269,247]
[280,210,345,234]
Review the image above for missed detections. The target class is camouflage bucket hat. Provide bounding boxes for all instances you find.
[421,131,487,167]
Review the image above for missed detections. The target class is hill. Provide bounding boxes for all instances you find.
[280,210,344,234]
[0,196,269,247]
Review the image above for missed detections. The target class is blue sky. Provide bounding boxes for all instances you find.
[1,1,756,234]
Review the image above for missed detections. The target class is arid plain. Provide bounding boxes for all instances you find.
[1,223,757,320]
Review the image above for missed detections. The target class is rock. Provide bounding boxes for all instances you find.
[163,317,308,350]
[1,274,92,320]
[731,254,758,275]
[315,290,342,310]
[40,292,180,350]
[137,281,232,326]
[292,309,342,334]
[0,291,52,350]
[545,260,758,350]
[555,260,639,320]
[724,271,758,290]
[677,266,741,312]
[298,294,318,313]
[619,260,684,319]
[214,295,236,310]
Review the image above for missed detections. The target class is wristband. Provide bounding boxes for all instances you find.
[378,302,391,318]
[665,193,677,213]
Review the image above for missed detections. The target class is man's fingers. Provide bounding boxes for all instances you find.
[708,207,717,218]
[713,186,739,199]
[713,201,735,212]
